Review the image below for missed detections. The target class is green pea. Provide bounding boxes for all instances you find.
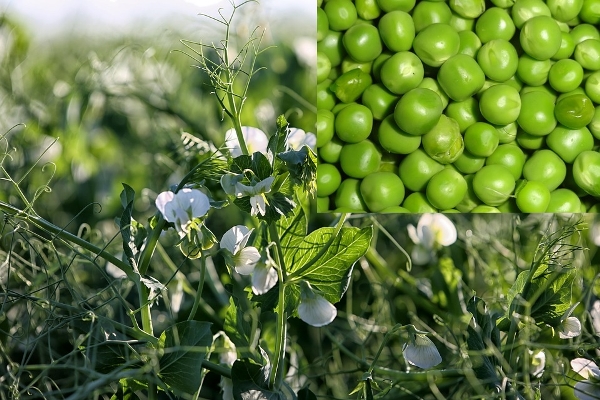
[412,1,452,32]
[422,114,464,164]
[334,178,367,211]
[511,0,551,29]
[413,23,460,67]
[380,51,424,94]
[585,71,600,104]
[456,174,481,212]
[588,106,600,139]
[445,97,482,133]
[554,93,595,129]
[517,91,557,136]
[317,79,337,111]
[516,128,546,150]
[449,12,476,32]
[453,150,486,174]
[376,0,416,13]
[324,0,358,31]
[317,196,330,213]
[438,54,486,101]
[574,39,600,70]
[398,149,445,191]
[377,114,421,154]
[491,0,516,8]
[318,30,346,67]
[417,77,450,109]
[548,59,584,93]
[317,52,332,83]
[394,88,443,136]
[479,84,521,125]
[361,83,399,120]
[475,7,516,42]
[515,180,551,212]
[330,68,373,103]
[464,122,500,157]
[402,192,438,212]
[372,52,392,82]
[339,139,381,178]
[545,188,582,212]
[360,171,405,212]
[319,136,344,163]
[579,0,600,24]
[378,10,415,52]
[426,168,468,209]
[317,8,329,41]
[573,150,600,197]
[546,125,594,163]
[458,30,482,57]
[486,143,526,180]
[473,164,516,206]
[495,122,518,144]
[552,31,576,60]
[516,55,552,86]
[569,23,600,45]
[317,163,342,197]
[523,149,567,190]
[520,15,562,60]
[342,23,382,62]
[356,0,382,20]
[341,57,373,74]
[449,0,485,18]
[471,205,502,213]
[547,0,584,22]
[335,103,373,143]
[317,109,335,148]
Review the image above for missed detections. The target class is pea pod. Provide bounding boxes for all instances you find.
[330,68,373,103]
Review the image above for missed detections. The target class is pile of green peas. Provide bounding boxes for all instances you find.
[316,0,600,213]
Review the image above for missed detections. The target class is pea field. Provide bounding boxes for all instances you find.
[1,0,600,400]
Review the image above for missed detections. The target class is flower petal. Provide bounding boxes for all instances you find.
[591,300,600,336]
[287,128,317,151]
[407,224,420,245]
[572,358,600,380]
[254,176,275,193]
[225,126,268,157]
[559,316,582,339]
[252,264,278,295]
[220,225,252,254]
[403,334,442,369]
[221,174,243,196]
[530,350,546,378]
[234,247,261,275]
[430,214,457,246]
[411,245,432,265]
[573,380,600,400]
[250,195,267,217]
[298,294,337,327]
[174,188,210,219]
[156,191,177,223]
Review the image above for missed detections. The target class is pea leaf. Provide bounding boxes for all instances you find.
[231,359,285,400]
[224,296,258,361]
[119,184,144,274]
[159,321,213,395]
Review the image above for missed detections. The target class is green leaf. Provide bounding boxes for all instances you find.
[431,257,466,316]
[276,147,317,195]
[252,152,273,181]
[224,296,256,360]
[231,359,284,400]
[120,183,136,209]
[276,207,307,252]
[119,184,146,273]
[159,321,213,395]
[267,115,288,158]
[231,155,253,175]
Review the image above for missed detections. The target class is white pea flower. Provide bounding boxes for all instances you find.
[219,336,237,400]
[297,282,337,327]
[251,260,278,295]
[590,221,600,246]
[407,214,457,265]
[571,358,600,400]
[558,303,582,339]
[155,188,210,238]
[403,333,442,369]
[530,350,546,378]
[287,128,316,151]
[220,174,275,217]
[220,225,261,275]
[224,126,269,157]
[591,300,600,336]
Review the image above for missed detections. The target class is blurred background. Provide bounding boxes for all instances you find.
[0,0,315,231]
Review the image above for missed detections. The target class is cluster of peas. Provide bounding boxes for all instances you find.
[316,0,600,213]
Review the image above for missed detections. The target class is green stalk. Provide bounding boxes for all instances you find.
[268,223,287,390]
[188,249,206,321]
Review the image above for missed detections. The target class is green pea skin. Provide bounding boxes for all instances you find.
[515,180,551,212]
[589,106,600,139]
[554,93,595,129]
[516,128,545,150]
[449,12,476,32]
[318,30,346,67]
[426,168,468,210]
[317,52,332,83]
[522,149,567,191]
[579,0,600,24]
[398,149,445,191]
[495,122,518,144]
[475,7,516,42]
[546,125,594,163]
[380,51,424,95]
[377,115,421,154]
[458,30,482,57]
[343,23,382,63]
[471,205,502,213]
[360,171,405,212]
[422,114,464,164]
[520,15,562,60]
[486,143,526,180]
[511,0,552,29]
[570,23,600,45]
[517,91,557,136]
[402,192,438,213]
[324,0,358,31]
[378,10,415,52]
[394,88,443,136]
[545,188,582,212]
[417,77,450,109]
[445,98,482,133]
[330,68,373,103]
[339,139,382,178]
[335,103,373,143]
[317,163,342,197]
[551,32,576,60]
[317,8,329,41]
[516,55,552,86]
[411,1,453,32]
[319,136,344,164]
[464,122,500,157]
[473,164,516,206]
[334,178,367,211]
[317,109,335,148]
[449,0,485,18]
[455,174,481,212]
[548,59,583,93]
[361,83,399,120]
[356,0,382,20]
[372,52,392,82]
[413,23,460,67]
[573,150,600,197]
[479,84,521,125]
[584,71,600,103]
[317,79,337,111]
[376,0,416,13]
[453,150,486,174]
[317,196,330,213]
[438,54,486,101]
[574,39,600,70]
[341,57,373,74]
